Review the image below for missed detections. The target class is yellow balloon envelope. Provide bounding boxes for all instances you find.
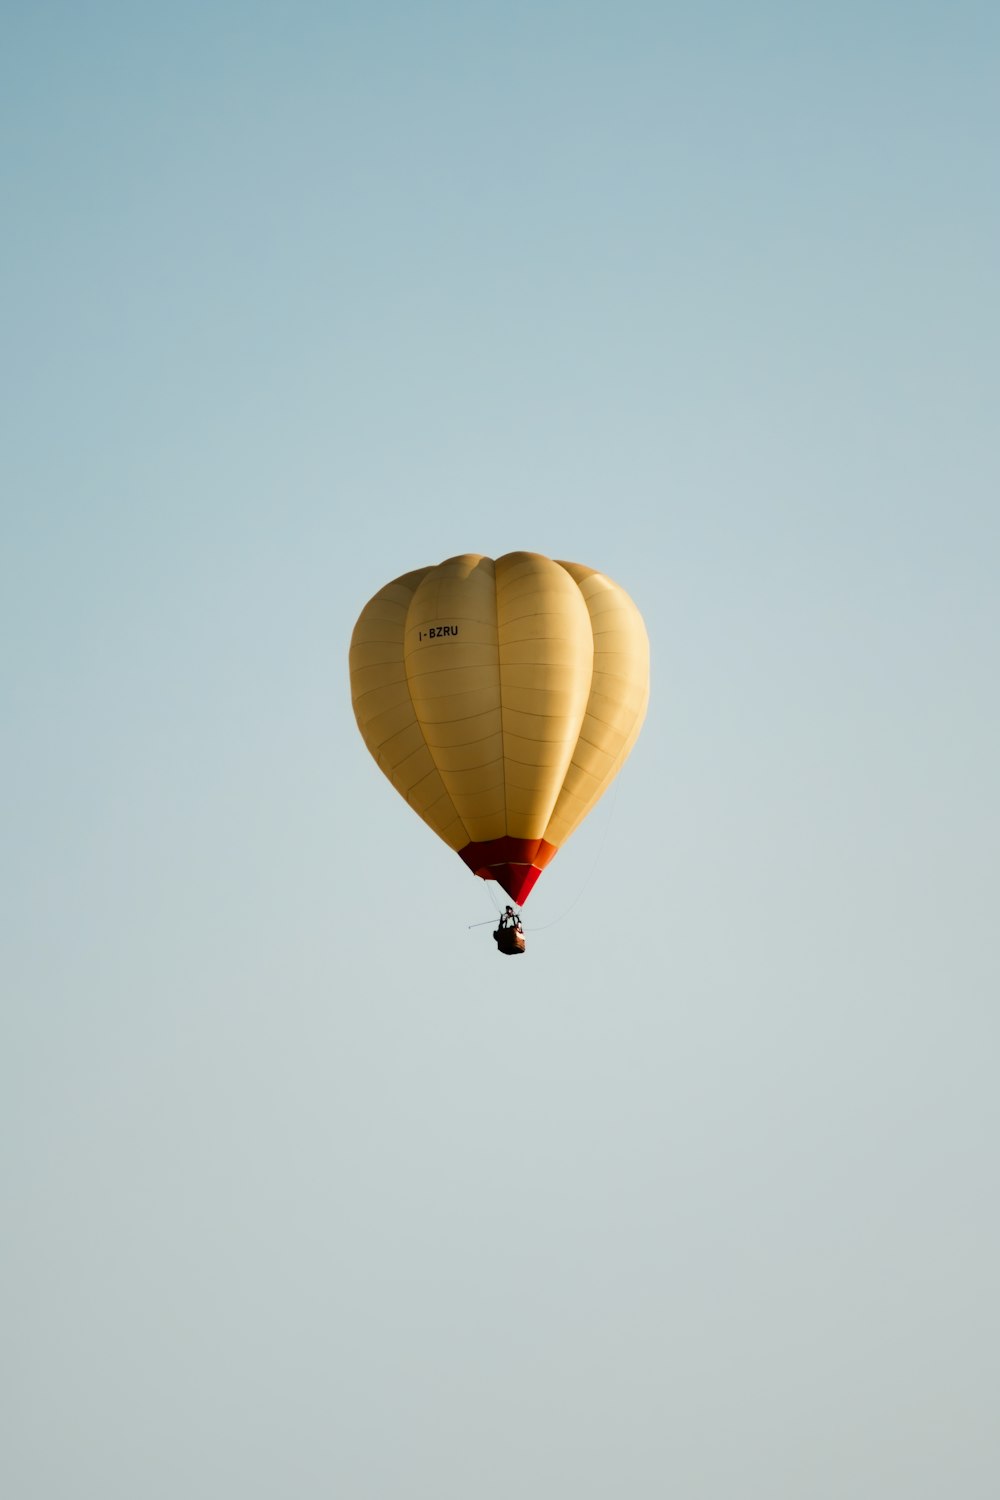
[349,552,650,903]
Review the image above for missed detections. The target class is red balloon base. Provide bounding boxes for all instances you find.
[458,836,558,905]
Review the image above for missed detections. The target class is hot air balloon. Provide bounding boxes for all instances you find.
[349,552,649,916]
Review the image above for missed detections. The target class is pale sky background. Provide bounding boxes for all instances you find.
[3,3,998,1497]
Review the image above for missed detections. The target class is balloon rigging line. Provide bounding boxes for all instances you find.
[526,773,621,932]
[467,878,504,929]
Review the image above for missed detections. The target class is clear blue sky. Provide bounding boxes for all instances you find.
[3,4,998,1497]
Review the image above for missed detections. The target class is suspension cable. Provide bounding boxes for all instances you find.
[527,775,620,933]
